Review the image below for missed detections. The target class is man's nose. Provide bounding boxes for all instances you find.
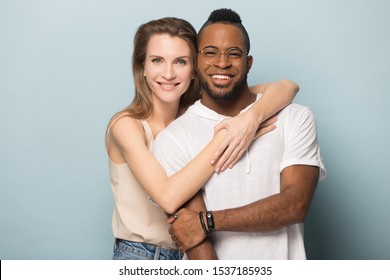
[214,53,231,68]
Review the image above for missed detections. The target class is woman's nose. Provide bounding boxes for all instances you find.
[162,64,176,80]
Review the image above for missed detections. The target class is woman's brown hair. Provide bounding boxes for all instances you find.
[107,17,199,131]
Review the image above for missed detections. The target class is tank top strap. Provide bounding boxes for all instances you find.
[139,119,154,151]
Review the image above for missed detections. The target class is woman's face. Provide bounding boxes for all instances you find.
[144,34,194,106]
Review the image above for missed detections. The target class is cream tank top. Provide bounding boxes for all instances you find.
[109,119,176,249]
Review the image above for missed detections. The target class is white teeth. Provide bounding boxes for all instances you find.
[212,75,230,80]
[160,83,175,88]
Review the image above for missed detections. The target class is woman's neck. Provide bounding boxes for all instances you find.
[147,100,179,137]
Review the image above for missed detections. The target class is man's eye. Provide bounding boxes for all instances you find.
[228,52,243,58]
[203,50,218,57]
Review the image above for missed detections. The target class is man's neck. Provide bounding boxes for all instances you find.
[200,87,257,117]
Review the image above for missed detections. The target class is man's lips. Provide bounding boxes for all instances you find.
[212,74,232,80]
[211,74,233,85]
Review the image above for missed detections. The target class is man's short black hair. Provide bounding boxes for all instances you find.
[198,8,250,53]
[208,8,242,23]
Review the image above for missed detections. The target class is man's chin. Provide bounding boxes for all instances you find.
[199,76,243,101]
[207,91,236,101]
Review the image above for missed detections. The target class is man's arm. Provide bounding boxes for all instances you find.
[214,165,319,232]
[169,164,319,250]
[169,191,218,259]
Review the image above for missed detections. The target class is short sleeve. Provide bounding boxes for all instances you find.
[153,129,192,177]
[280,105,326,181]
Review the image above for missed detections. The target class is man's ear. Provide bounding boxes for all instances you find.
[246,55,253,73]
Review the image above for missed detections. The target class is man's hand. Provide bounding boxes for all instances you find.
[167,208,206,252]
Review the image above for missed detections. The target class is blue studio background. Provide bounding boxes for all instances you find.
[1,0,389,259]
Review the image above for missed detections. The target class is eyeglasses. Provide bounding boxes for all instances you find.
[198,47,247,65]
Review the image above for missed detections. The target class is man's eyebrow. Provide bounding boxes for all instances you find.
[200,46,243,51]
[200,45,218,49]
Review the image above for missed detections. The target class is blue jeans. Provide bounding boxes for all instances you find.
[112,239,182,260]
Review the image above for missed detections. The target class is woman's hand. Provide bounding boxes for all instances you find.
[211,111,277,172]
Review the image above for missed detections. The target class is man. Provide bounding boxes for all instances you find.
[154,8,326,259]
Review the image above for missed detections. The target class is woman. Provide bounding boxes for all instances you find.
[106,17,299,260]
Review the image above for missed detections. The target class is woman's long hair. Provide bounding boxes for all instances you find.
[107,17,199,131]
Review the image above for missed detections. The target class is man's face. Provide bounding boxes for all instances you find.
[197,23,253,101]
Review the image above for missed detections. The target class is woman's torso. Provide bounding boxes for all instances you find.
[109,119,175,249]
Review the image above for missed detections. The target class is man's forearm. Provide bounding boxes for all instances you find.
[213,165,319,233]
[213,194,296,232]
[181,190,218,259]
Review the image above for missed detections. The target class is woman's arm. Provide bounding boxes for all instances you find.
[107,115,226,214]
[211,79,299,171]
[107,80,298,214]
[248,79,299,123]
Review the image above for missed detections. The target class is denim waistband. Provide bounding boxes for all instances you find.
[113,239,182,260]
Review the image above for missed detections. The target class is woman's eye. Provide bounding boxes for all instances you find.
[176,59,187,65]
[151,58,162,64]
